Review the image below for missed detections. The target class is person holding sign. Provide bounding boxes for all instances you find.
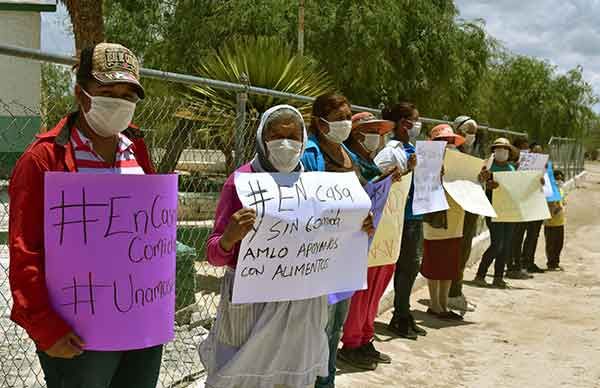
[474,138,517,289]
[301,94,375,388]
[381,103,428,340]
[338,113,396,370]
[200,105,331,388]
[510,142,547,276]
[8,44,162,387]
[448,116,487,313]
[420,125,466,321]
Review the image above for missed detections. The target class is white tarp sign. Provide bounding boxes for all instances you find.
[443,150,497,218]
[517,152,553,196]
[518,152,549,171]
[412,141,449,215]
[232,171,372,304]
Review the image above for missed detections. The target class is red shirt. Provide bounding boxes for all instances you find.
[8,114,155,350]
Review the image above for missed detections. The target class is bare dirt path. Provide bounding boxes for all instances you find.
[336,164,600,388]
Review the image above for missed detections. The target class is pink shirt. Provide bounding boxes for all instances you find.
[206,163,254,268]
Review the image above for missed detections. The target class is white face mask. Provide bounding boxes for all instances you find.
[408,121,422,139]
[494,148,509,162]
[359,133,382,153]
[266,139,303,173]
[321,118,352,144]
[464,133,476,147]
[81,88,137,138]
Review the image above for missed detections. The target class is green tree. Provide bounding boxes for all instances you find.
[180,36,334,172]
[102,0,598,142]
[40,64,74,129]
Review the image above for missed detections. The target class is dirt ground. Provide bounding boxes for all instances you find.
[336,164,600,388]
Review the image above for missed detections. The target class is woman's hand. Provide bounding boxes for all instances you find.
[391,167,403,183]
[478,167,491,183]
[486,179,499,190]
[407,154,417,171]
[220,208,257,252]
[540,177,546,186]
[45,332,84,359]
[362,212,375,237]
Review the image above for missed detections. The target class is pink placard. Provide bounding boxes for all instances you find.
[44,172,178,351]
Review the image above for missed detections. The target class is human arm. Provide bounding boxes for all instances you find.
[8,152,74,352]
[206,174,252,267]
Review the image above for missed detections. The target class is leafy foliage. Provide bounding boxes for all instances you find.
[102,0,598,144]
[181,36,335,172]
[40,64,75,129]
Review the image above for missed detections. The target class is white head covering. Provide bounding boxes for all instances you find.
[251,104,308,172]
[453,115,478,134]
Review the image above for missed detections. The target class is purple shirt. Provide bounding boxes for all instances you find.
[206,163,254,269]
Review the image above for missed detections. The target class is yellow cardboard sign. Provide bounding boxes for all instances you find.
[492,171,551,222]
[444,150,485,183]
[368,174,412,267]
[443,151,496,217]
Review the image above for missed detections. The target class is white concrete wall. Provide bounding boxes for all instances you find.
[0,10,41,112]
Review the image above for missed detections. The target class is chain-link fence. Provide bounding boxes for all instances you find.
[0,96,261,388]
[548,136,585,181]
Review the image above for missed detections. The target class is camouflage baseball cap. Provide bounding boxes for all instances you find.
[90,43,144,99]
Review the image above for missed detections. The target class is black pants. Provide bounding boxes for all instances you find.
[510,220,543,270]
[545,225,564,268]
[38,346,163,388]
[392,220,423,321]
[449,212,479,298]
[477,218,514,279]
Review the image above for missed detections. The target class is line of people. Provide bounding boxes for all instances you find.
[201,93,568,388]
[7,43,567,388]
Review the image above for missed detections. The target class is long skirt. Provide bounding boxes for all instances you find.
[420,238,462,280]
[199,270,329,388]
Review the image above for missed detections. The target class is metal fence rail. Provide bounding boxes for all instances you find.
[548,136,585,181]
[0,43,584,388]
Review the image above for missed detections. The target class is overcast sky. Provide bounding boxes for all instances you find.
[455,0,600,110]
[41,1,600,109]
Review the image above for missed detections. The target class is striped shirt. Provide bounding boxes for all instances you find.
[71,128,145,175]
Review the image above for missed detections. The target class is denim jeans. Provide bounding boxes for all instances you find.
[315,299,350,388]
[477,218,514,279]
[38,346,163,388]
[392,220,423,321]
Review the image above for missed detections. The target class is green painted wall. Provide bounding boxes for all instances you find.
[0,2,56,12]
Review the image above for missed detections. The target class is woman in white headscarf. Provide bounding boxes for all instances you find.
[199,105,328,388]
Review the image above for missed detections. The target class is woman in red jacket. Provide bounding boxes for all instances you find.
[9,43,161,388]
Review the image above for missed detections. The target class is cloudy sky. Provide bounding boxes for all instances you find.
[42,1,600,108]
[454,0,600,110]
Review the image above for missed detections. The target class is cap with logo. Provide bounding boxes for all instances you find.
[78,43,145,99]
